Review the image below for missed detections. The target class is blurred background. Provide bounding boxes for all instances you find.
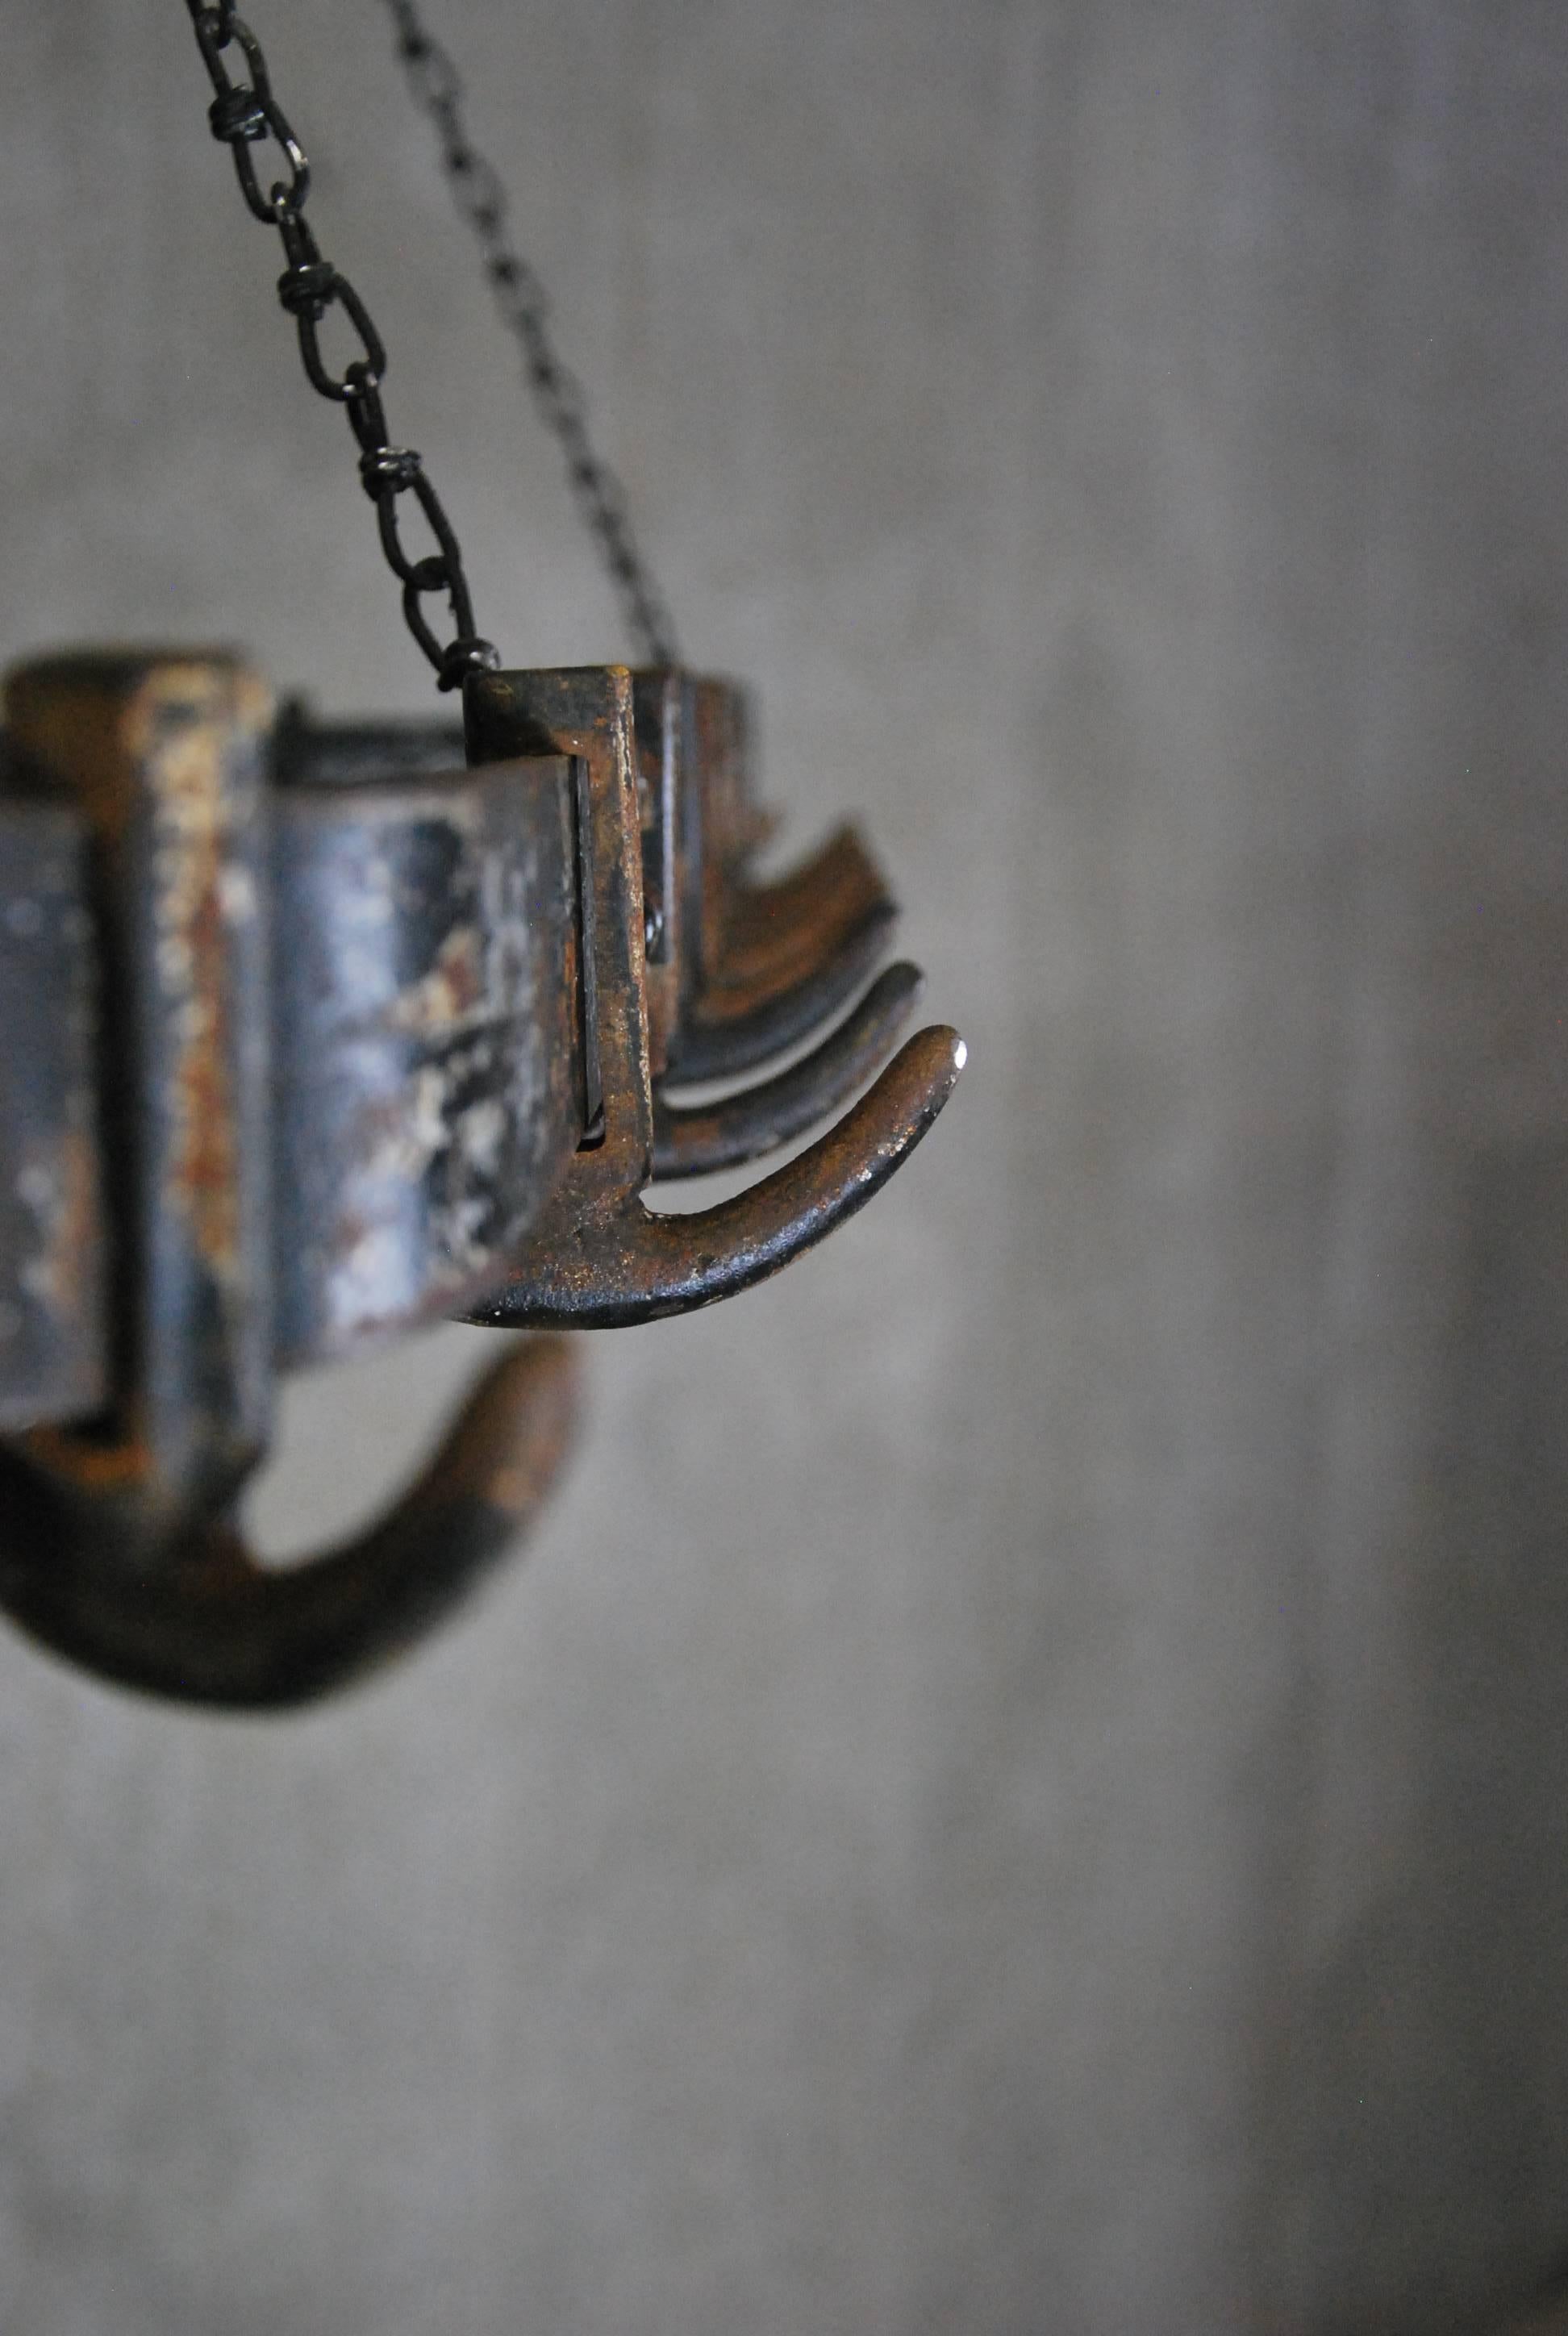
[1,2,1566,2330]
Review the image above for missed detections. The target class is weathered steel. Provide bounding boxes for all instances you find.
[461,665,965,1329]
[472,1027,964,1329]
[631,668,685,1074]
[661,898,898,1086]
[273,703,465,786]
[651,960,925,1180]
[273,678,903,1096]
[0,1334,575,1708]
[0,790,103,1432]
[0,695,584,1388]
[711,825,894,985]
[0,647,963,1700]
[181,0,500,694]
[7,653,275,1532]
[0,653,582,1708]
[270,745,581,1363]
[637,671,899,1083]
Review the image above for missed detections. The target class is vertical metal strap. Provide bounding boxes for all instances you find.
[0,798,103,1432]
[6,655,273,1529]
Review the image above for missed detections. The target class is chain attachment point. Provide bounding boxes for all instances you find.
[181,0,494,690]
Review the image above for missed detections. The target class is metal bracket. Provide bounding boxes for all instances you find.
[0,651,584,1705]
[460,667,965,1330]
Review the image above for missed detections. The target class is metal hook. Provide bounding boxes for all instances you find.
[0,653,586,1707]
[468,1029,963,1330]
[0,1337,578,1708]
[267,682,903,1090]
[634,673,901,1085]
[661,878,897,1085]
[461,667,965,1331]
[0,648,962,1691]
[651,960,925,1179]
[692,824,893,991]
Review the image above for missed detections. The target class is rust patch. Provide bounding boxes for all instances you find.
[386,920,486,1036]
[133,665,269,1280]
[20,1419,154,1496]
[15,1127,98,1327]
[145,695,240,1275]
[3,658,272,1283]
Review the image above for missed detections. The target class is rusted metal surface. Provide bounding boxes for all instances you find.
[711,826,892,987]
[631,668,684,1074]
[461,665,965,1329]
[0,647,962,1702]
[677,675,776,987]
[0,1334,577,1708]
[651,960,925,1179]
[642,670,901,1084]
[0,791,104,1430]
[270,733,581,1362]
[0,654,583,1708]
[473,1025,964,1329]
[7,653,274,1528]
[661,899,898,1086]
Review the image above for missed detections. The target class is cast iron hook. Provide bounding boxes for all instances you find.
[0,1338,578,1708]
[468,1028,964,1329]
[663,874,896,1084]
[651,959,926,1179]
[632,672,902,1085]
[463,666,966,1332]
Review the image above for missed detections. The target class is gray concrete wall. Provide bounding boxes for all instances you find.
[0,2,1565,2330]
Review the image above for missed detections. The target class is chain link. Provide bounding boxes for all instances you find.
[380,0,682,670]
[181,0,498,691]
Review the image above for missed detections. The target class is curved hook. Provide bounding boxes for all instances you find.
[0,1337,579,1708]
[653,962,924,1180]
[467,1024,965,1330]
[665,899,896,1083]
[628,666,901,1085]
[460,667,965,1333]
[706,826,892,987]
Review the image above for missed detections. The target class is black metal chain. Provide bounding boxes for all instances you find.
[181,0,498,691]
[380,0,683,670]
